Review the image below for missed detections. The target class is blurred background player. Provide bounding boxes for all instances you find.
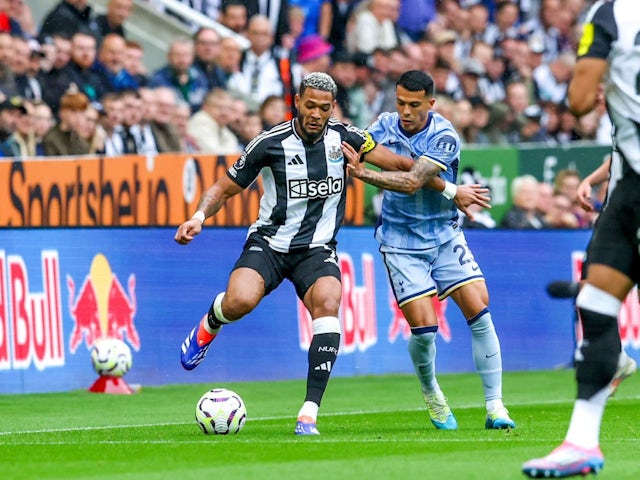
[523,2,640,477]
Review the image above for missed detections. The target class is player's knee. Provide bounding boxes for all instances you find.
[220,292,258,320]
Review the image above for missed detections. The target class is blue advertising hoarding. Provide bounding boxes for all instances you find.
[1,227,638,394]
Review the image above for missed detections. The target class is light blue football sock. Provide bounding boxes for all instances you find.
[468,309,503,403]
[408,326,439,395]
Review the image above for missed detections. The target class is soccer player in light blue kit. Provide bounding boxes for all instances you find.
[345,70,515,430]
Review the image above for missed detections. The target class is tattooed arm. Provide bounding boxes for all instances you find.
[174,175,244,245]
[349,154,442,193]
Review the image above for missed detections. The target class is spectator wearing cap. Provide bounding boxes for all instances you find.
[433,29,462,74]
[296,33,333,74]
[42,90,91,156]
[457,57,485,101]
[346,0,403,55]
[0,97,30,157]
[38,1,99,44]
[95,0,133,40]
[93,33,139,92]
[519,103,553,144]
[527,35,545,68]
[0,96,27,146]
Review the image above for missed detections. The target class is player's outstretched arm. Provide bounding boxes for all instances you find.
[342,141,491,217]
[344,141,441,193]
[174,175,244,245]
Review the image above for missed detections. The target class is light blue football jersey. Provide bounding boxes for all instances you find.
[367,110,461,250]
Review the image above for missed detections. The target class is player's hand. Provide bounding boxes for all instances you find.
[174,219,203,245]
[577,179,594,212]
[454,184,491,222]
[342,141,365,177]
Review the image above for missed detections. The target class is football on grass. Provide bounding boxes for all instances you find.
[90,338,132,377]
[195,388,247,434]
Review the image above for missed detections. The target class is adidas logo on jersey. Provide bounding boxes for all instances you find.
[287,154,304,166]
[314,361,332,372]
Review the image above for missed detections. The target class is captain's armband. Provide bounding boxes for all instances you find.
[361,131,377,155]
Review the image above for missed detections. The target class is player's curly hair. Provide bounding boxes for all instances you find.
[299,72,337,99]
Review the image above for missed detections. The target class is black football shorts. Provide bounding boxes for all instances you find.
[233,232,341,300]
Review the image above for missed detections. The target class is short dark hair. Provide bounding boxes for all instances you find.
[397,70,435,97]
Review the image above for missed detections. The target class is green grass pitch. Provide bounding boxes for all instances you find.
[1,370,638,480]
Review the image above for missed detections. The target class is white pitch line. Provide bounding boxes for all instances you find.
[1,394,638,438]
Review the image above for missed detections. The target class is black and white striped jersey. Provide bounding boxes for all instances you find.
[227,118,369,253]
[578,0,640,174]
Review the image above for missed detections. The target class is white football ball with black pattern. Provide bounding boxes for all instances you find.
[195,388,247,434]
[90,338,132,377]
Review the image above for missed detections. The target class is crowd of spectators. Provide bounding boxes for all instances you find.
[0,0,608,227]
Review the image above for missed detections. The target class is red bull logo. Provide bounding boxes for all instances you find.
[0,250,64,371]
[572,250,640,348]
[298,252,377,352]
[67,254,140,353]
[387,289,452,343]
[297,252,452,352]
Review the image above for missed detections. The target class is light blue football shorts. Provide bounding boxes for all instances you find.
[380,231,485,307]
